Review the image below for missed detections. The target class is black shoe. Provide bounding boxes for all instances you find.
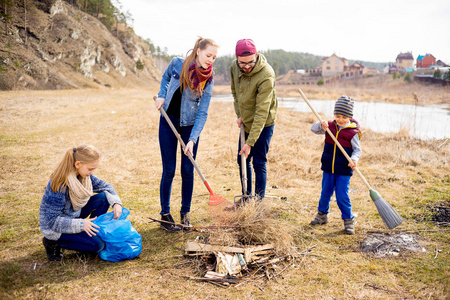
[43,237,63,261]
[180,213,192,230]
[160,213,181,233]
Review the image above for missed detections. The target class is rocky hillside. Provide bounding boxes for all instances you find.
[0,0,161,90]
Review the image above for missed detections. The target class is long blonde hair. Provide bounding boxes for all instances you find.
[50,144,101,192]
[179,37,218,95]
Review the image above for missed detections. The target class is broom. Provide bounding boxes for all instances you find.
[298,89,403,229]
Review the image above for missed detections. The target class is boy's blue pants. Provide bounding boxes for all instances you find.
[318,171,354,220]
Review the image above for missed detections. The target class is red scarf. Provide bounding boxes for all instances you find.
[188,62,213,94]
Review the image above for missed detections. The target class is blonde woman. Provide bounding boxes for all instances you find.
[39,145,122,261]
[154,37,218,232]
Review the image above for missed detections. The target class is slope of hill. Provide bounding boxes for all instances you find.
[0,0,160,90]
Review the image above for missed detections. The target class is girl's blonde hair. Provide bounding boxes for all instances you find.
[180,37,218,94]
[50,144,101,192]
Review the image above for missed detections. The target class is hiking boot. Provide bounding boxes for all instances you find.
[344,219,355,235]
[180,213,192,230]
[42,237,63,261]
[310,211,328,225]
[160,213,181,233]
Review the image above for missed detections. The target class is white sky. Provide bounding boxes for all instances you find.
[120,0,450,63]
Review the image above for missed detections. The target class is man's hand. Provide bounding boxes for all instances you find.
[239,144,251,158]
[236,117,243,128]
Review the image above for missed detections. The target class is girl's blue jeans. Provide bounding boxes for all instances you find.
[159,114,199,215]
[318,171,354,220]
[57,193,109,253]
[238,124,274,199]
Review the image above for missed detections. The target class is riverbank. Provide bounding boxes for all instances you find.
[213,74,450,105]
[0,88,449,299]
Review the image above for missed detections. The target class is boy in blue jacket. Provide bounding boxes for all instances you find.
[310,96,361,234]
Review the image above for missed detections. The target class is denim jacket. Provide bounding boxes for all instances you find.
[157,57,214,144]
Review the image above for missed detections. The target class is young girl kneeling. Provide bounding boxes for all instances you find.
[39,145,122,261]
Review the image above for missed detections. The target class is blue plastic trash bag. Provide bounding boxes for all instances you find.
[93,207,142,262]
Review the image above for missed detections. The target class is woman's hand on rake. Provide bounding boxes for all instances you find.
[184,140,194,157]
[154,97,165,110]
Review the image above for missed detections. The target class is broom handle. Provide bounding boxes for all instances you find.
[298,89,372,190]
[153,96,210,187]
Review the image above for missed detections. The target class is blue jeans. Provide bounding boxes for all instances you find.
[318,171,354,220]
[58,193,109,252]
[237,124,274,199]
[159,114,199,215]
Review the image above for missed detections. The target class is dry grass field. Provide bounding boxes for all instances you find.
[0,84,449,299]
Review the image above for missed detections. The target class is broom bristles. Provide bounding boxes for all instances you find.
[373,197,403,229]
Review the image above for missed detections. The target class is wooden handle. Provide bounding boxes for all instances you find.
[153,96,208,183]
[240,123,247,193]
[298,89,372,190]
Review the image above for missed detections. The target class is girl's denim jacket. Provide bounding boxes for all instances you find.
[157,57,214,144]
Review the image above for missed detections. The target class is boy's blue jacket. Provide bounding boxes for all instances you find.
[157,57,214,144]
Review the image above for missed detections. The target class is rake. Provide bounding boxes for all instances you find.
[154,96,225,206]
[298,89,403,229]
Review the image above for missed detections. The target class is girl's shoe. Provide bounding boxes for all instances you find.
[310,211,328,225]
[180,213,192,230]
[42,237,63,261]
[160,213,181,233]
[344,219,355,235]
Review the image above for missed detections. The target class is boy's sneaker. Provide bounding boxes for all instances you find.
[43,237,63,261]
[344,219,355,235]
[160,213,181,233]
[310,211,328,225]
[180,213,192,230]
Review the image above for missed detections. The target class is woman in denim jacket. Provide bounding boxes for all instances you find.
[154,37,218,232]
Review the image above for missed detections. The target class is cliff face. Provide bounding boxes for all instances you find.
[0,0,161,90]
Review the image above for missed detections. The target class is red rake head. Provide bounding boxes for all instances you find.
[208,193,226,206]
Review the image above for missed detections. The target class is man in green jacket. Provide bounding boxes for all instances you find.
[230,39,278,205]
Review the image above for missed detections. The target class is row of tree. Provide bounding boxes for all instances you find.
[212,49,324,80]
[63,0,133,32]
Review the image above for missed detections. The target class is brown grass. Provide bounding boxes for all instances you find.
[0,86,449,299]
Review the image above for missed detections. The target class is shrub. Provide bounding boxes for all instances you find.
[404,72,412,83]
[444,70,450,80]
[433,69,442,79]
[136,59,144,70]
[392,71,397,79]
[317,78,324,86]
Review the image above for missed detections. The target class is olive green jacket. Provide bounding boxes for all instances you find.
[230,54,278,146]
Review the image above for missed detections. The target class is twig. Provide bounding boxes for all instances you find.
[434,245,439,259]
[148,217,240,231]
[191,282,206,297]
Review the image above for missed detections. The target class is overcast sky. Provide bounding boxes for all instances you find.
[120,0,450,63]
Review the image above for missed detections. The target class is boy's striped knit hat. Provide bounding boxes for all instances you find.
[334,95,354,118]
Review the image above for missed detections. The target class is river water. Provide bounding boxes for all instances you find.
[212,95,450,140]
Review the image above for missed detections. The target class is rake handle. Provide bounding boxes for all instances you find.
[153,96,211,192]
[298,89,372,190]
[239,123,248,194]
